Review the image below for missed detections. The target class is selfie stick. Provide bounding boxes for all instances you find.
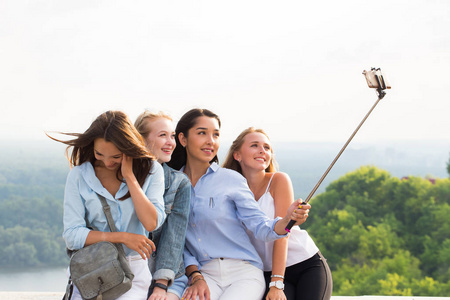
[285,69,389,232]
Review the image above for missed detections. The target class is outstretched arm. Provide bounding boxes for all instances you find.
[267,173,292,300]
[273,198,310,235]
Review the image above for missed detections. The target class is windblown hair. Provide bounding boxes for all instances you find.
[167,108,221,171]
[47,110,155,200]
[222,127,278,174]
[134,110,173,141]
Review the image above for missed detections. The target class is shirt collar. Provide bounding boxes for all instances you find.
[79,161,125,199]
[180,162,219,176]
[209,162,220,172]
[80,162,105,193]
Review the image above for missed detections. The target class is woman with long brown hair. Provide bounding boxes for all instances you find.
[49,110,166,300]
[223,127,332,300]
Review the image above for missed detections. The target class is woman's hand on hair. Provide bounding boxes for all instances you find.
[121,154,134,180]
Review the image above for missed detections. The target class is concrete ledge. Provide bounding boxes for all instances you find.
[0,293,449,300]
[0,292,64,300]
[332,298,449,300]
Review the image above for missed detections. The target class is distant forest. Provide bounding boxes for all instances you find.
[0,141,69,268]
[0,140,449,296]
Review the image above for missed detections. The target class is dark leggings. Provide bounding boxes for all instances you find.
[263,251,332,300]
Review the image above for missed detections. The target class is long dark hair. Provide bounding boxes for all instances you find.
[168,108,221,170]
[48,110,155,200]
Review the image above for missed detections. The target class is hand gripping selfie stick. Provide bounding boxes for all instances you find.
[285,68,391,232]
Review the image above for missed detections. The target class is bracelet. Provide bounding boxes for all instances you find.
[187,270,202,279]
[271,274,285,279]
[190,276,205,286]
[153,282,168,291]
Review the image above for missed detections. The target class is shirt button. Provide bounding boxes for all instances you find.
[193,224,196,227]
[204,254,208,257]
[198,238,201,242]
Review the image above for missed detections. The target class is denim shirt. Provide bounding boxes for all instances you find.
[150,163,191,285]
[63,161,166,256]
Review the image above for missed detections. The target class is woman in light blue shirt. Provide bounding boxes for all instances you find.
[168,108,310,300]
[50,111,166,300]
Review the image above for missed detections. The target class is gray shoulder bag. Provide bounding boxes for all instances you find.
[64,195,134,300]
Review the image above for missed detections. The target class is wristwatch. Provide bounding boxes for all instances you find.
[269,280,285,290]
[154,282,168,291]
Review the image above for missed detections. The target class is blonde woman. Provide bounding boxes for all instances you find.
[135,111,191,300]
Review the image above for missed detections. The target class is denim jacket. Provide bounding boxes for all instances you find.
[150,163,191,285]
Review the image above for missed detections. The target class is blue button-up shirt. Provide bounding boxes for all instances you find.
[63,161,165,256]
[183,163,286,270]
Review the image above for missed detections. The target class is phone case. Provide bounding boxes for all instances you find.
[363,69,391,89]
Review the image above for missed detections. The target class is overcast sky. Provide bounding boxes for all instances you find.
[1,0,449,145]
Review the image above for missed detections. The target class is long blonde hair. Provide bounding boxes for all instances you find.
[222,127,278,174]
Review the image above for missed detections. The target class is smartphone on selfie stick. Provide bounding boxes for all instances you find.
[285,68,391,232]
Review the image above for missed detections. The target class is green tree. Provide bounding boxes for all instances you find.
[0,225,67,267]
[304,166,450,296]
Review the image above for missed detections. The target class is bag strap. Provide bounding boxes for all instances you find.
[97,194,128,258]
[97,194,118,232]
[62,278,73,300]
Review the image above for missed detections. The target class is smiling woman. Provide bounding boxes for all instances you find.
[223,127,332,300]
[134,110,191,300]
[167,108,309,300]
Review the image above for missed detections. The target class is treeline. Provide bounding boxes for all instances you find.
[0,153,70,268]
[303,166,450,296]
[1,152,449,296]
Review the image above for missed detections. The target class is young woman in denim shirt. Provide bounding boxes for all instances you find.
[135,111,191,300]
[167,108,310,300]
[49,111,166,300]
[223,128,333,300]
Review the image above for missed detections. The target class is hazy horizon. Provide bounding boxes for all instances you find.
[2,138,447,198]
[1,0,449,144]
